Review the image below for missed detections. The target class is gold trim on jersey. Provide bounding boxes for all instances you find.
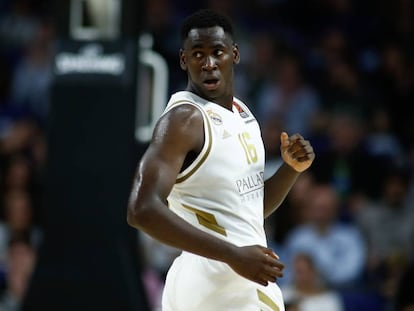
[181,204,227,236]
[166,100,213,184]
[257,289,279,311]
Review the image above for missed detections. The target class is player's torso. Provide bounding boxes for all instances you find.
[166,91,267,246]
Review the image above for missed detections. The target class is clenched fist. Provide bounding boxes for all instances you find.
[280,132,315,173]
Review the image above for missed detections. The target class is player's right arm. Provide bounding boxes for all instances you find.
[127,104,283,286]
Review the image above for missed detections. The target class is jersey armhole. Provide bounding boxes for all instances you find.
[165,100,213,183]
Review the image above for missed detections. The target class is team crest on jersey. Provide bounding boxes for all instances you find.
[233,102,249,118]
[207,110,223,125]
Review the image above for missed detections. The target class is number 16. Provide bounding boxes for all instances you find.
[238,132,258,164]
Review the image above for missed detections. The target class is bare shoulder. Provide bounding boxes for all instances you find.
[158,104,203,129]
[152,103,204,153]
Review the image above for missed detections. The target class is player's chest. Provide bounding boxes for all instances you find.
[205,108,264,170]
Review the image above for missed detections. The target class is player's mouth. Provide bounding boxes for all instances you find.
[203,78,220,91]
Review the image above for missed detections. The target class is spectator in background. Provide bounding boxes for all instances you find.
[256,53,321,137]
[0,56,38,166]
[281,252,344,311]
[355,166,414,301]
[0,0,40,57]
[234,32,279,112]
[282,183,366,289]
[0,154,38,216]
[0,189,42,262]
[0,120,36,161]
[0,236,36,311]
[307,28,352,91]
[10,17,54,125]
[379,0,414,56]
[321,57,373,120]
[0,188,41,294]
[364,108,404,167]
[309,110,389,220]
[1,155,32,191]
[373,42,414,151]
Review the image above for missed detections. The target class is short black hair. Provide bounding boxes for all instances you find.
[180,9,234,41]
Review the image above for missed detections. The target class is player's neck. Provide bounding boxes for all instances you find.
[187,86,234,111]
[215,95,233,111]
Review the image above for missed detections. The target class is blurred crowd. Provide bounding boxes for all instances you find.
[142,0,414,310]
[0,0,51,309]
[0,0,413,310]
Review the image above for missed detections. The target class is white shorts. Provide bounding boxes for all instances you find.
[162,252,285,311]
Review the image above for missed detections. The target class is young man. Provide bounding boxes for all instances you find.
[127,9,315,311]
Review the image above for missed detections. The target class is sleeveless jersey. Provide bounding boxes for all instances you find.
[164,91,267,247]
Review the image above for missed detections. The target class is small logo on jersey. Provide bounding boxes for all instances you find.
[222,129,231,139]
[207,110,223,125]
[233,102,249,118]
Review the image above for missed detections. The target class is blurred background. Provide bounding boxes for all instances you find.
[0,0,413,310]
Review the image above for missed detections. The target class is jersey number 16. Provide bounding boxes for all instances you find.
[238,132,258,164]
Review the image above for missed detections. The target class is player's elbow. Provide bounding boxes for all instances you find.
[126,199,153,229]
[126,207,139,228]
[127,204,144,229]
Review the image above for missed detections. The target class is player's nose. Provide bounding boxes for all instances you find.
[202,56,217,71]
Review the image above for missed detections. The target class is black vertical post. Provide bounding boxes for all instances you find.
[22,1,150,310]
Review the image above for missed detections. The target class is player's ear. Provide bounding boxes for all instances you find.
[233,43,240,64]
[180,49,187,70]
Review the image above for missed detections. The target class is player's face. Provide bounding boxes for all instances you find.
[180,26,240,104]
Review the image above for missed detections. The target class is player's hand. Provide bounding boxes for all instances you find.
[226,245,284,286]
[280,132,315,173]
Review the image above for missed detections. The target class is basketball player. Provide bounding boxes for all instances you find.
[127,9,315,311]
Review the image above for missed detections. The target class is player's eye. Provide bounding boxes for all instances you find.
[193,51,203,58]
[215,50,224,56]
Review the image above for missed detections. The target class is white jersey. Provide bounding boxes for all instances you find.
[165,91,267,247]
[162,91,285,311]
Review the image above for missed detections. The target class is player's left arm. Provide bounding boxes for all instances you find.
[263,132,315,218]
